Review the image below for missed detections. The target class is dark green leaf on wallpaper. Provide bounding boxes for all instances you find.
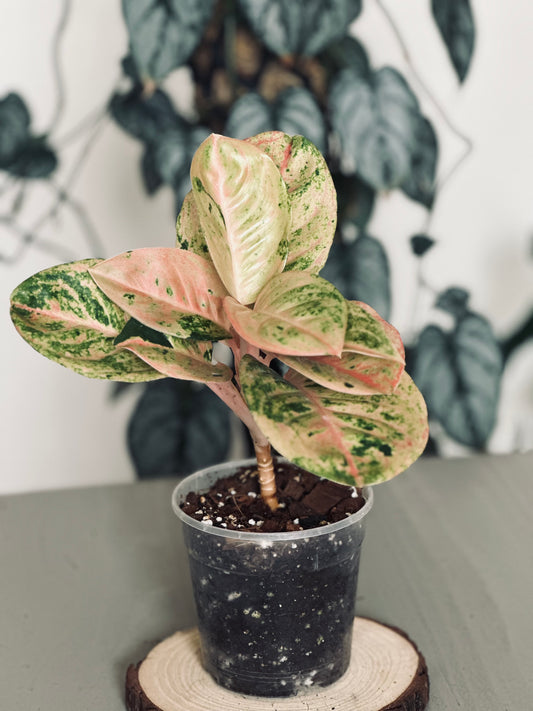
[320,35,370,78]
[0,93,31,164]
[410,233,435,257]
[114,318,172,348]
[401,116,438,208]
[121,54,141,82]
[122,0,215,80]
[333,173,376,229]
[225,93,272,140]
[153,125,209,203]
[238,0,362,58]
[152,128,190,186]
[0,94,57,179]
[275,87,327,154]
[172,126,210,206]
[141,146,164,194]
[128,379,231,479]
[330,67,421,191]
[436,286,470,319]
[413,314,502,447]
[110,88,183,143]
[4,138,58,179]
[431,0,475,82]
[226,87,327,155]
[321,231,391,320]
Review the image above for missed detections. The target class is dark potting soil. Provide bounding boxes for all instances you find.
[180,460,365,533]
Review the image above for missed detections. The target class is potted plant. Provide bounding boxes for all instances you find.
[10,132,428,703]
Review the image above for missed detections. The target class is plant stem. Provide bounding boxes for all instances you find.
[207,376,279,510]
[253,440,279,512]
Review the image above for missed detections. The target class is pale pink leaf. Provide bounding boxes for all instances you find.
[247,132,337,273]
[282,350,404,395]
[118,337,233,383]
[224,272,347,357]
[344,301,405,362]
[239,355,428,487]
[175,191,211,259]
[190,134,290,304]
[89,248,231,340]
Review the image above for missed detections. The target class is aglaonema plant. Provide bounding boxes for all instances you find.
[10,131,428,510]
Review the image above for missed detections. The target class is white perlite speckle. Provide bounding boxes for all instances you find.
[251,610,261,618]
[227,592,241,601]
[350,487,359,498]
[248,518,256,526]
[247,491,257,498]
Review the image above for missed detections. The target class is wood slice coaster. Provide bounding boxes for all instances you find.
[125,617,429,711]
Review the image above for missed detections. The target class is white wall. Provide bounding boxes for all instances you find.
[1,0,531,493]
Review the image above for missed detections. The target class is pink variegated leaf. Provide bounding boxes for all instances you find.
[224,272,347,357]
[247,132,336,273]
[344,301,405,362]
[239,355,428,487]
[9,259,163,382]
[175,191,211,259]
[282,350,404,395]
[89,248,231,340]
[190,134,290,304]
[118,337,233,383]
[282,300,406,394]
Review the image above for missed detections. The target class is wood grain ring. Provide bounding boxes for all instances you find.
[126,617,429,710]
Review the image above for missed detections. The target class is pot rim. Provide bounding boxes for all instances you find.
[172,457,373,542]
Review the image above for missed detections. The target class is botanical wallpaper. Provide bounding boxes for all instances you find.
[1,0,531,483]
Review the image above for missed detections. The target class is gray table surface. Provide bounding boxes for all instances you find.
[1,452,532,710]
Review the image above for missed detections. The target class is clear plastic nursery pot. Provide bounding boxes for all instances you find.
[172,458,373,698]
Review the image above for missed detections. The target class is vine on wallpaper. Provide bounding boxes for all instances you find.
[2,0,530,476]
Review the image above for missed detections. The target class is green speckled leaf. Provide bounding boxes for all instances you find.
[282,300,405,394]
[118,337,233,383]
[239,355,428,486]
[90,248,231,340]
[247,132,336,273]
[191,134,290,305]
[10,259,162,381]
[282,350,403,395]
[175,191,211,258]
[225,272,347,357]
[344,301,404,361]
